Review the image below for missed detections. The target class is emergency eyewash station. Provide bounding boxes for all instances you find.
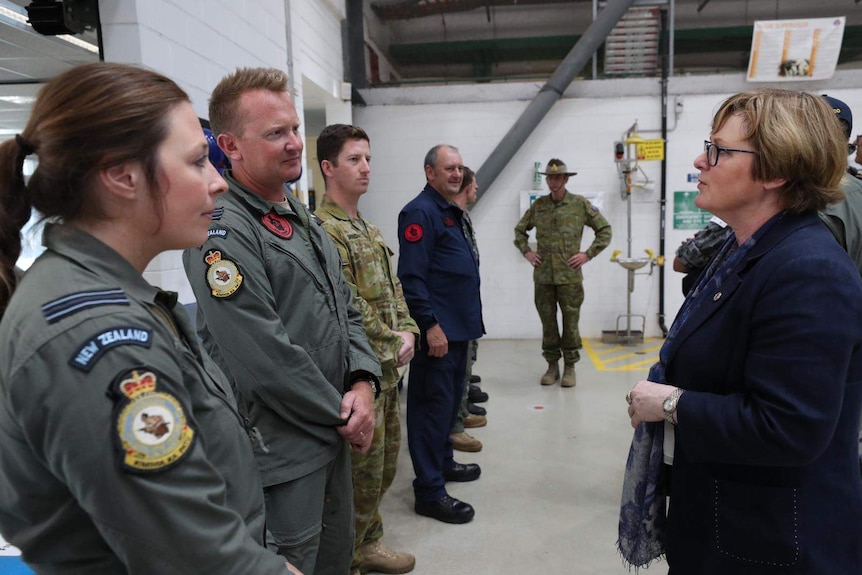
[603,122,664,345]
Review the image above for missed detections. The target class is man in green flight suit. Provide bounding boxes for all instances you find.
[514,159,612,387]
[315,124,419,575]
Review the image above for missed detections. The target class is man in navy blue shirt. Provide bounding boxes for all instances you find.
[397,144,485,524]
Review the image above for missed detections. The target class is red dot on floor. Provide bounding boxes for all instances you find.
[533,405,545,410]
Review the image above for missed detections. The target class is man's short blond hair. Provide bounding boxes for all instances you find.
[209,67,290,135]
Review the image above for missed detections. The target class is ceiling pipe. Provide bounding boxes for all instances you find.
[473,0,637,203]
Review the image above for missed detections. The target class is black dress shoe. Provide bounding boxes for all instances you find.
[467,401,486,416]
[468,384,488,403]
[469,374,481,384]
[415,495,475,524]
[443,462,481,482]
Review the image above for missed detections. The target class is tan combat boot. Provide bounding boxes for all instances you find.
[540,362,559,385]
[357,540,416,574]
[450,431,483,452]
[561,364,576,387]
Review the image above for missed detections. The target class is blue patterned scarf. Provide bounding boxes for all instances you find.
[617,212,784,569]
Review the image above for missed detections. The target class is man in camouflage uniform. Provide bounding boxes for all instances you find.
[315,124,419,575]
[672,216,732,295]
[514,159,612,387]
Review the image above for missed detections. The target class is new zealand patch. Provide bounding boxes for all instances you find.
[204,250,243,298]
[109,368,195,474]
[208,227,229,240]
[261,211,293,239]
[442,216,455,227]
[69,326,152,372]
[404,223,423,242]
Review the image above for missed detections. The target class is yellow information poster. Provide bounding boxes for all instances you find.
[747,17,845,82]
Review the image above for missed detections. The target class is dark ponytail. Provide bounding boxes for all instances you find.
[0,136,35,316]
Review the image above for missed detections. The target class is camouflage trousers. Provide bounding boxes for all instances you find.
[351,385,401,569]
[451,339,479,435]
[534,282,584,364]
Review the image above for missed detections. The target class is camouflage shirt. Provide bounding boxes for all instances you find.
[316,195,419,389]
[675,217,733,271]
[514,191,612,285]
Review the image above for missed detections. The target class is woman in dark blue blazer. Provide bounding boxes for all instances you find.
[620,89,862,574]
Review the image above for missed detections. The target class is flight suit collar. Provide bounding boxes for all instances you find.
[43,223,161,305]
[422,183,459,212]
[222,169,299,217]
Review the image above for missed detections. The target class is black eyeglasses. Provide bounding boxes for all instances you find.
[703,140,758,167]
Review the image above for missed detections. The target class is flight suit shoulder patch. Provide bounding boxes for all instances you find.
[207,227,229,240]
[69,326,153,373]
[211,206,224,221]
[404,223,423,242]
[204,250,244,298]
[42,288,129,324]
[109,368,196,474]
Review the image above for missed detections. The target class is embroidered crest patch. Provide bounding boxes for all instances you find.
[204,250,243,298]
[261,211,293,239]
[110,368,195,474]
[404,223,423,242]
[69,326,152,372]
[442,216,455,227]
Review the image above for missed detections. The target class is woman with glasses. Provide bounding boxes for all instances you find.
[619,88,862,574]
[0,63,299,574]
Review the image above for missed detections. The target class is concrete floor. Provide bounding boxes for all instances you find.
[377,338,669,575]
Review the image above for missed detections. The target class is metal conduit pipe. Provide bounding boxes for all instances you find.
[473,0,637,203]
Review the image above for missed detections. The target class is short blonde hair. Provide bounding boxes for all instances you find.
[209,67,290,135]
[712,89,845,213]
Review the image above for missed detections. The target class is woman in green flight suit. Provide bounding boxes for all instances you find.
[0,62,299,575]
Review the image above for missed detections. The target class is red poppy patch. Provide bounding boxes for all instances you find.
[261,211,293,239]
[404,223,423,242]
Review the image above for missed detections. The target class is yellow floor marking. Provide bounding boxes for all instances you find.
[582,337,663,371]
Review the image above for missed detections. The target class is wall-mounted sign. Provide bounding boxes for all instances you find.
[747,17,845,82]
[636,139,665,161]
[673,191,712,230]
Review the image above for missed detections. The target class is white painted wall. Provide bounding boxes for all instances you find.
[353,70,862,340]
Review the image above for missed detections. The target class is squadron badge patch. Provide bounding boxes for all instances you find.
[110,368,195,474]
[261,211,293,239]
[204,250,243,298]
[404,223,423,242]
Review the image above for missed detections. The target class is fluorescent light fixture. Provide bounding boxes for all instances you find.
[0,0,98,54]
[0,95,37,105]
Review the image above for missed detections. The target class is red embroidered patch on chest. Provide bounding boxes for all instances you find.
[442,216,455,227]
[404,223,423,242]
[261,211,293,239]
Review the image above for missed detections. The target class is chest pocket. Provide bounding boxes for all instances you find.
[268,239,336,313]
